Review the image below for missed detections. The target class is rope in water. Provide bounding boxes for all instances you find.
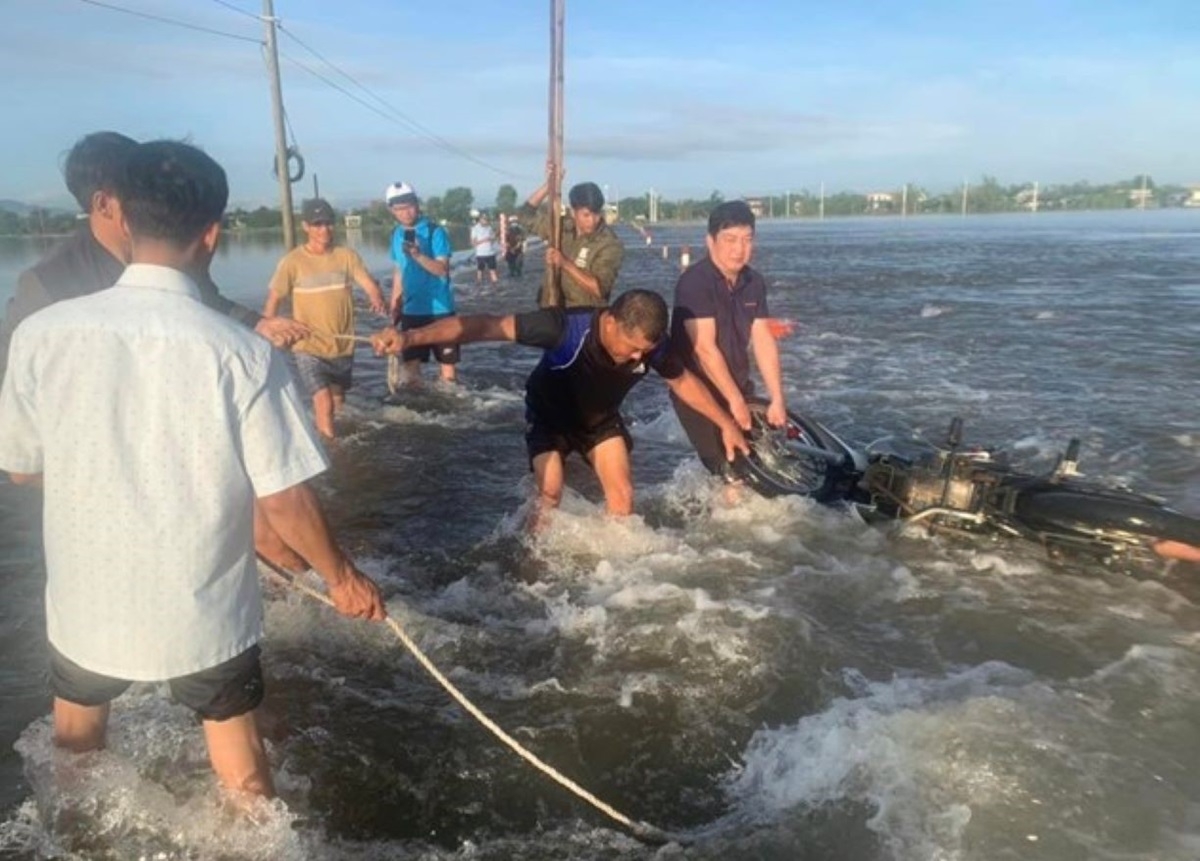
[257,557,677,846]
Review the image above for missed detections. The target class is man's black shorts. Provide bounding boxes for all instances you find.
[475,255,497,272]
[50,644,265,722]
[525,413,632,465]
[398,313,461,364]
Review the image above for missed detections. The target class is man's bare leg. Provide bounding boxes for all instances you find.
[53,698,108,753]
[529,451,565,531]
[202,709,274,799]
[330,384,345,418]
[402,359,423,388]
[311,387,335,440]
[588,436,635,517]
[439,360,457,384]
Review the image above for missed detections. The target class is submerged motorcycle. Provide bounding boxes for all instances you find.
[734,399,1200,567]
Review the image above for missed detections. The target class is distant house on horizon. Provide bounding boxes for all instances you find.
[865,192,894,212]
[1185,186,1200,208]
[744,197,766,218]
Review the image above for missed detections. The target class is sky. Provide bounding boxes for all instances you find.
[2,0,1198,211]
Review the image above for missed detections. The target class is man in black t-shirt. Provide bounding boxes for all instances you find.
[371,289,747,522]
[670,200,788,476]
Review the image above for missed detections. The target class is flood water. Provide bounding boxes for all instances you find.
[0,210,1198,860]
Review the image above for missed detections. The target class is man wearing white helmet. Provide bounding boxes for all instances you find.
[385,182,458,386]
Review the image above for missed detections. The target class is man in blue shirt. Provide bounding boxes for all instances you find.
[386,181,458,386]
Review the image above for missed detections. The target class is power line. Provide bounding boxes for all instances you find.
[277,23,516,179]
[77,0,261,44]
[208,0,260,21]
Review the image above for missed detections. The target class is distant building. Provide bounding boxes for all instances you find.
[343,213,362,229]
[1128,188,1154,208]
[1185,186,1200,208]
[865,192,894,212]
[744,197,766,218]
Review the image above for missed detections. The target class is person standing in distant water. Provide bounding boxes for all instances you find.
[503,216,526,277]
[263,198,386,440]
[0,140,386,801]
[470,212,500,286]
[385,181,459,386]
[520,164,624,308]
[0,131,309,382]
[670,200,787,477]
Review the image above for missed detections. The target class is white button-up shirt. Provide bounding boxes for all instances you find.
[0,264,328,680]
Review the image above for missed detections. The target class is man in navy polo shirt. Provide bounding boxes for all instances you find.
[669,200,788,476]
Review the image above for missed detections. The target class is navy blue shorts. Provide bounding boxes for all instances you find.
[50,644,265,722]
[398,313,461,365]
[293,352,354,396]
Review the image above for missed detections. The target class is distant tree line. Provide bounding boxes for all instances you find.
[3,175,1194,237]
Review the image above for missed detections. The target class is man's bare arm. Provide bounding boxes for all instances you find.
[257,482,386,621]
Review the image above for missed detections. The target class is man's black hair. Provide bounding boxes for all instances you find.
[117,141,228,246]
[568,181,605,215]
[609,289,668,343]
[707,200,756,237]
[62,131,138,212]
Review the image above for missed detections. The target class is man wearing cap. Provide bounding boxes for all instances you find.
[470,212,500,286]
[264,198,386,440]
[385,182,459,386]
[520,164,624,308]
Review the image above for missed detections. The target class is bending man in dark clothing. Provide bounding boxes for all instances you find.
[370,289,749,521]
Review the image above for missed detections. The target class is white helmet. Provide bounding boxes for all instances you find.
[385,182,418,205]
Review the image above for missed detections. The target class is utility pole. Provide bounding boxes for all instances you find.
[819,182,825,220]
[313,173,320,201]
[785,190,790,219]
[262,0,295,248]
[961,180,969,217]
[901,183,908,218]
[1031,181,1039,213]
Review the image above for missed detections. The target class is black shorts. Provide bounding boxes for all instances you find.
[399,313,461,365]
[475,255,497,271]
[50,644,265,722]
[525,413,632,465]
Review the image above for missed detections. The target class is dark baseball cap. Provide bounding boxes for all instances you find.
[302,198,335,224]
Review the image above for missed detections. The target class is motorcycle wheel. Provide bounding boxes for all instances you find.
[731,399,854,502]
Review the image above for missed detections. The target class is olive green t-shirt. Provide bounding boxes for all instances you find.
[523,203,624,308]
[268,245,372,358]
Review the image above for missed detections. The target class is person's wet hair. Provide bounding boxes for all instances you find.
[116,141,228,246]
[567,182,605,215]
[62,131,138,213]
[609,289,668,343]
[707,200,756,237]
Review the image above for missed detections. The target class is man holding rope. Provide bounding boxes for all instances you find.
[0,141,386,801]
[264,197,386,441]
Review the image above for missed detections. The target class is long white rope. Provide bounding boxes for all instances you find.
[259,559,677,846]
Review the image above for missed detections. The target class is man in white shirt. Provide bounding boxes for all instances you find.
[469,212,499,285]
[0,140,386,800]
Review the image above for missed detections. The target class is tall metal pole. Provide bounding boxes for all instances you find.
[263,0,295,249]
[540,0,565,308]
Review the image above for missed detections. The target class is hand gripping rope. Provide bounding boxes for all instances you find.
[257,556,685,847]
